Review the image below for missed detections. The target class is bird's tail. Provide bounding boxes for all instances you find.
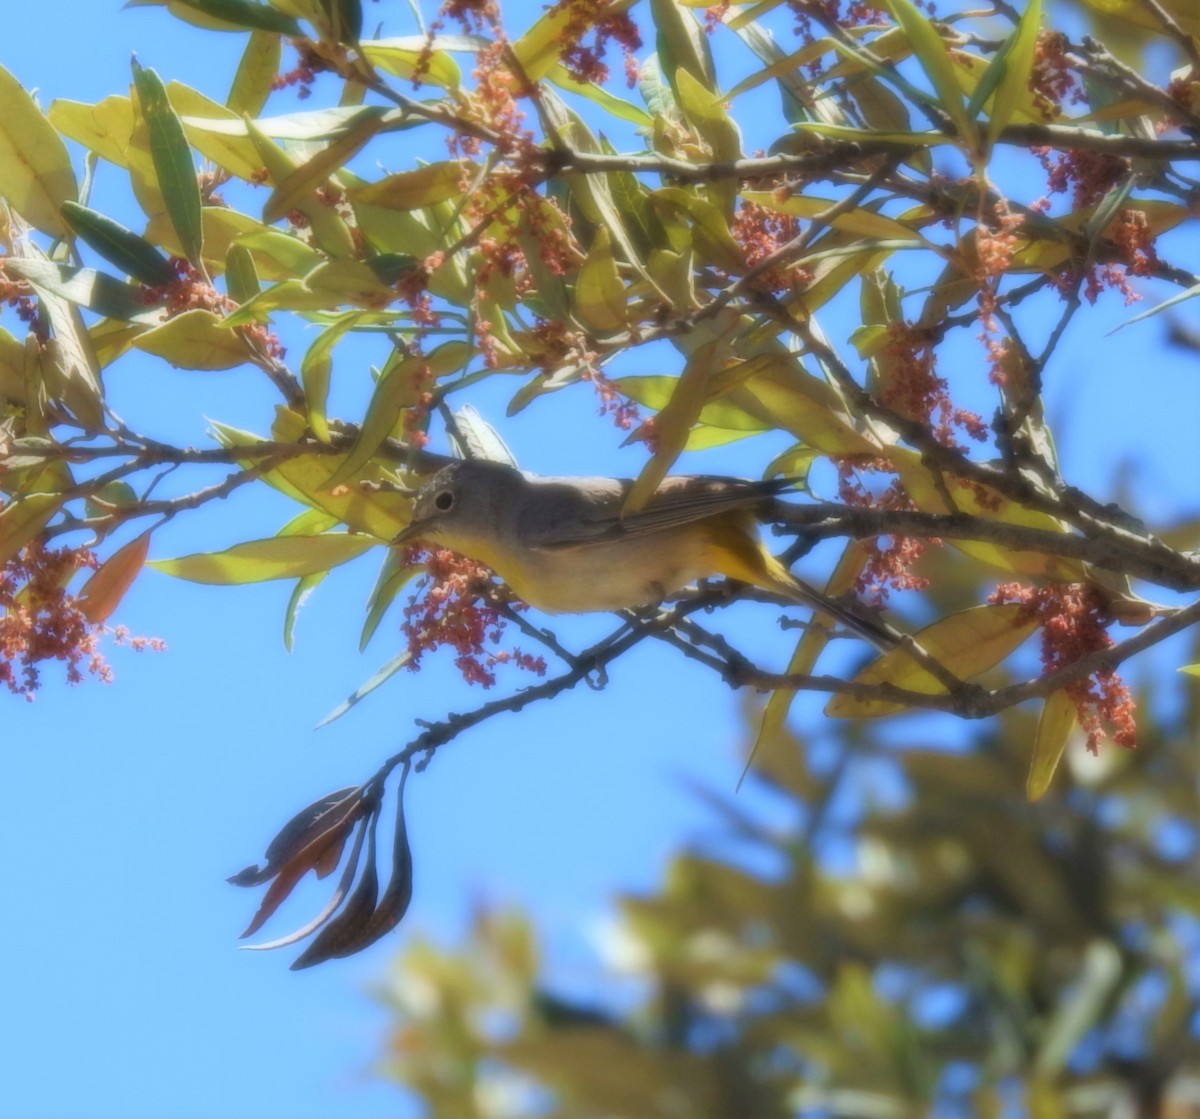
[701,513,899,652]
[779,572,899,652]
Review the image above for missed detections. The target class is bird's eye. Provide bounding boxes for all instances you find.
[434,489,455,512]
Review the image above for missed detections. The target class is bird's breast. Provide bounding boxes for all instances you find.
[498,529,717,613]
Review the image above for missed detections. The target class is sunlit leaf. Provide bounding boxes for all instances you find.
[1027,689,1076,802]
[150,532,375,583]
[227,30,282,117]
[826,604,1039,718]
[0,64,78,237]
[132,309,256,369]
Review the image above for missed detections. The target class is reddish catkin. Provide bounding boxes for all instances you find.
[143,258,286,359]
[0,540,167,700]
[835,458,932,604]
[400,546,546,688]
[989,582,1137,754]
[0,542,108,699]
[879,323,988,450]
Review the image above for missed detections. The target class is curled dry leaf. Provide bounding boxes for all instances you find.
[290,765,415,969]
[229,785,368,939]
[231,763,415,968]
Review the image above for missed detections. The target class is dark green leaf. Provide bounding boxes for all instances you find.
[3,257,164,323]
[61,201,176,286]
[131,58,205,270]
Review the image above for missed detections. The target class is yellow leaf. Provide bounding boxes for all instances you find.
[743,543,868,786]
[170,81,263,180]
[742,190,921,242]
[132,309,255,370]
[574,226,627,334]
[1027,689,1076,801]
[825,603,1038,718]
[347,162,465,211]
[360,40,461,89]
[0,494,61,564]
[150,533,375,584]
[0,64,78,237]
[48,96,134,168]
[890,446,1086,580]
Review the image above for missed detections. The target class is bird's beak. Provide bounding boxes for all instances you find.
[391,522,424,547]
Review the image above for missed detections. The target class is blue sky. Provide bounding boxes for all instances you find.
[3,3,1199,1118]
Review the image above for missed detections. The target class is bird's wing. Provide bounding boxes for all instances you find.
[521,474,794,549]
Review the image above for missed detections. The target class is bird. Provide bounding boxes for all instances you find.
[392,458,896,650]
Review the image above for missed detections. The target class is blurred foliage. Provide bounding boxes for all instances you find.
[377,669,1200,1117]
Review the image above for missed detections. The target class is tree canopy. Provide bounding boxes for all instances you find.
[2,0,1200,968]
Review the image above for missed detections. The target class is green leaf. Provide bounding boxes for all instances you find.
[232,225,324,278]
[673,66,741,215]
[791,121,951,146]
[131,59,205,270]
[1027,689,1075,802]
[743,190,921,242]
[649,0,714,98]
[2,257,164,323]
[0,63,78,237]
[224,242,261,304]
[227,30,282,117]
[327,0,363,43]
[624,324,735,515]
[139,0,303,34]
[1110,279,1200,334]
[212,410,417,540]
[985,0,1043,147]
[242,115,357,259]
[545,66,652,126]
[150,532,375,584]
[0,326,25,401]
[315,650,412,728]
[360,548,422,651]
[1180,664,1200,677]
[879,0,975,143]
[323,354,435,488]
[61,201,177,286]
[84,480,139,521]
[284,571,327,651]
[650,187,745,273]
[132,309,256,369]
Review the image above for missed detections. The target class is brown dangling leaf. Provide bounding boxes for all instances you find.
[290,811,382,970]
[232,765,414,966]
[354,763,414,946]
[231,786,371,940]
[227,786,361,887]
[241,808,373,953]
[291,761,413,968]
